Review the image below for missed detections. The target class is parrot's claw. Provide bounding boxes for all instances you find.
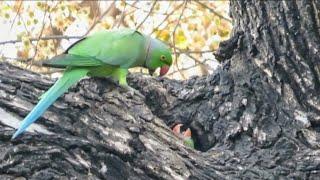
[121,85,145,99]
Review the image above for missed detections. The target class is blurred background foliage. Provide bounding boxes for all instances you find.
[0,1,232,79]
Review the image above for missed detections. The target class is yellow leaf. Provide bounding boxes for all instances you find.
[28,11,34,18]
[22,36,31,48]
[155,3,160,11]
[218,27,230,38]
[36,2,43,8]
[17,49,29,59]
[100,22,111,29]
[80,7,90,17]
[214,17,221,26]
[4,13,10,19]
[202,15,211,28]
[26,20,31,26]
[192,34,205,51]
[175,28,187,49]
[187,23,197,31]
[156,29,170,42]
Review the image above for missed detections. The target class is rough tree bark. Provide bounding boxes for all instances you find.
[0,0,320,179]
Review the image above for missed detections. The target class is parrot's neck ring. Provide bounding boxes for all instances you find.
[144,36,152,68]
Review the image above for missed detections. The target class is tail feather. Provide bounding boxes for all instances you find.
[12,68,88,139]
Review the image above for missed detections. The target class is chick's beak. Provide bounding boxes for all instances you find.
[172,124,192,138]
[160,65,170,76]
[183,128,192,138]
[172,124,183,134]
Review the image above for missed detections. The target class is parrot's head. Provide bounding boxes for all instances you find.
[146,38,172,76]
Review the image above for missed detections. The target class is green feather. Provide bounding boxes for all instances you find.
[68,29,146,68]
[184,138,195,149]
[42,54,104,68]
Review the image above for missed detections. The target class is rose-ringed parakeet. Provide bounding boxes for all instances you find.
[12,29,172,139]
[172,124,195,149]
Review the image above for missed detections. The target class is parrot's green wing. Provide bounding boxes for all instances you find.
[67,29,146,68]
[42,29,145,69]
[42,54,104,68]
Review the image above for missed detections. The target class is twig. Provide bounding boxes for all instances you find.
[47,10,58,56]
[195,1,232,23]
[172,0,188,79]
[125,1,172,16]
[18,12,31,36]
[0,35,82,46]
[16,11,39,54]
[176,50,214,54]
[168,42,212,76]
[10,1,23,31]
[1,56,63,74]
[167,58,213,76]
[113,1,128,29]
[83,1,115,36]
[32,5,49,61]
[184,52,208,67]
[1,56,31,62]
[40,68,64,75]
[167,42,212,63]
[0,1,24,57]
[136,1,157,30]
[150,2,182,35]
[184,52,210,75]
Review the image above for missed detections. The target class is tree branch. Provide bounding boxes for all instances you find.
[150,2,182,35]
[136,1,157,30]
[195,1,232,23]
[0,35,83,46]
[125,1,173,16]
[9,1,23,31]
[113,1,129,29]
[166,58,213,76]
[176,50,214,54]
[172,0,188,79]
[31,4,49,62]
[83,1,115,36]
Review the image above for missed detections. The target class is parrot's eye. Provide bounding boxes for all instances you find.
[160,55,166,61]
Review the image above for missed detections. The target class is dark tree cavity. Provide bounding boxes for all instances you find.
[1,0,320,179]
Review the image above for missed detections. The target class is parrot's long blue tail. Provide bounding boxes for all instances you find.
[12,68,88,139]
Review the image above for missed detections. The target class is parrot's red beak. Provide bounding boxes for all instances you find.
[160,65,170,76]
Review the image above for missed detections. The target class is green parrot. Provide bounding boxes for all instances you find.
[172,124,195,149]
[12,29,172,139]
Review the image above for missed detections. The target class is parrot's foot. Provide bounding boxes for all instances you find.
[120,85,145,99]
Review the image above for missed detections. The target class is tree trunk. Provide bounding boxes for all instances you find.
[1,0,320,179]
